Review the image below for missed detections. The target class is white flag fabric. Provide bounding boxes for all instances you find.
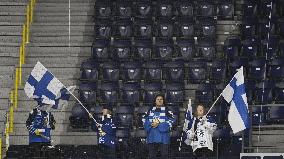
[222,66,250,134]
[24,61,64,105]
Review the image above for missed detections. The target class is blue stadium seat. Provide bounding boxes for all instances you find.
[90,105,102,121]
[74,145,97,158]
[269,106,284,123]
[252,106,269,125]
[156,18,174,37]
[163,61,185,82]
[245,79,256,104]
[69,103,90,129]
[210,60,227,83]
[94,18,112,39]
[254,80,274,104]
[279,18,284,38]
[165,83,184,104]
[92,39,110,61]
[241,37,259,59]
[196,84,214,106]
[197,0,216,17]
[121,62,142,81]
[229,58,249,77]
[248,58,266,81]
[261,36,279,59]
[198,18,216,37]
[112,39,132,61]
[241,17,257,37]
[188,60,208,84]
[137,105,151,128]
[134,0,153,18]
[269,58,284,80]
[102,62,120,81]
[217,0,234,19]
[259,17,277,39]
[274,82,284,103]
[80,60,99,81]
[94,1,113,19]
[79,83,97,105]
[115,0,132,18]
[174,17,195,37]
[112,19,133,38]
[154,38,174,60]
[134,19,154,38]
[243,0,258,17]
[133,130,148,159]
[175,0,194,17]
[143,60,162,81]
[116,129,132,159]
[115,105,134,128]
[197,37,216,60]
[224,36,242,61]
[226,132,242,158]
[175,38,195,60]
[121,82,141,104]
[259,0,278,17]
[157,0,173,18]
[143,82,163,103]
[100,82,119,104]
[134,39,152,61]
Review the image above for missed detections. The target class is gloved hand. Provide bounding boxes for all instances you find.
[99,130,106,136]
[151,118,160,128]
[35,129,41,136]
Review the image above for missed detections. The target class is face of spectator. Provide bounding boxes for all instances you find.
[102,109,109,116]
[155,96,164,107]
[196,105,205,117]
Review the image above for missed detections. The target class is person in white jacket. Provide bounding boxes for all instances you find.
[184,104,217,159]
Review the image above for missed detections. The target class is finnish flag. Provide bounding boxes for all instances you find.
[24,61,65,106]
[222,66,250,134]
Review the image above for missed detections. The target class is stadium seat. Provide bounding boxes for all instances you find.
[133,39,152,60]
[167,104,180,127]
[188,60,208,83]
[241,37,259,59]
[196,0,216,17]
[254,80,274,104]
[143,82,163,103]
[175,0,194,17]
[269,58,284,80]
[229,58,248,77]
[163,60,185,82]
[137,105,151,128]
[92,39,110,61]
[156,18,174,37]
[207,103,227,125]
[252,106,269,125]
[116,129,132,159]
[6,145,28,158]
[121,82,141,104]
[156,0,173,18]
[210,60,227,83]
[115,105,134,128]
[94,18,112,39]
[110,39,130,63]
[269,106,284,123]
[143,60,163,81]
[174,17,194,38]
[154,38,174,60]
[217,0,234,19]
[226,132,243,158]
[261,36,279,59]
[279,41,284,57]
[198,18,216,37]
[94,1,113,18]
[102,62,120,81]
[245,79,256,104]
[134,0,153,18]
[54,145,75,158]
[224,36,242,61]
[259,17,277,39]
[197,37,216,60]
[175,38,195,60]
[241,17,257,37]
[90,105,103,121]
[165,83,184,104]
[69,103,90,129]
[248,58,266,81]
[73,145,97,159]
[134,19,154,38]
[196,84,214,106]
[112,19,133,38]
[100,82,119,104]
[274,82,284,103]
[121,62,142,81]
[79,82,97,105]
[259,0,278,17]
[115,0,133,18]
[279,18,284,38]
[133,130,148,159]
[243,0,258,17]
[80,60,99,81]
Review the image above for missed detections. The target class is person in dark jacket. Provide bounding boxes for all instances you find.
[143,94,175,159]
[89,105,116,159]
[26,104,56,148]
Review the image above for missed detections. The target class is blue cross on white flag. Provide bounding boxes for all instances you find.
[222,66,250,134]
[24,61,65,106]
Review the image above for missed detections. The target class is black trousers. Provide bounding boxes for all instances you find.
[98,144,116,159]
[194,147,213,159]
[148,143,169,159]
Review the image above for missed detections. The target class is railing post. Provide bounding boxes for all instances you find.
[9,107,14,133]
[0,137,2,159]
[22,25,26,44]
[26,5,30,43]
[14,68,19,109]
[19,47,23,87]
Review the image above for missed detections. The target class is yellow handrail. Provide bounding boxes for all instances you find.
[13,68,19,109]
[0,137,2,159]
[9,106,14,133]
[26,5,30,43]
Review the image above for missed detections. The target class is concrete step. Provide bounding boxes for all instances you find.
[30,35,93,43]
[0,75,13,88]
[0,66,15,75]
[32,22,95,25]
[35,5,94,13]
[25,56,89,65]
[0,88,10,98]
[252,130,284,147]
[34,15,93,23]
[0,15,26,23]
[0,35,22,44]
[36,0,94,4]
[28,42,92,47]
[0,6,26,16]
[25,46,91,57]
[0,56,17,65]
[0,26,22,36]
[0,46,19,57]
[30,25,94,35]
[246,147,284,153]
[0,0,28,6]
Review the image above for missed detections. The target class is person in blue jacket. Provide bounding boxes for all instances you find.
[26,104,55,148]
[89,105,116,159]
[143,94,175,159]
